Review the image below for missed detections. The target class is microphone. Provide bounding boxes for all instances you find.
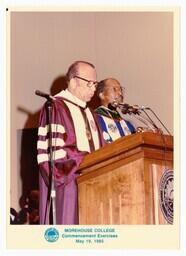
[111,101,171,135]
[108,102,130,112]
[110,101,144,114]
[35,90,55,101]
[110,101,160,131]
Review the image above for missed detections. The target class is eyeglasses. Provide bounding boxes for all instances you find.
[74,75,98,88]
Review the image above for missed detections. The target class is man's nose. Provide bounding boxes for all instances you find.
[116,92,123,102]
[90,84,96,92]
[118,90,122,96]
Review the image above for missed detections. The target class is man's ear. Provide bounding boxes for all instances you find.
[99,92,104,100]
[69,78,77,90]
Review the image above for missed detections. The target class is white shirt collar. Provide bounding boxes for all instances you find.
[55,89,86,108]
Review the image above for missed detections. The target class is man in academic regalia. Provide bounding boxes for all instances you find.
[37,61,104,224]
[95,78,136,143]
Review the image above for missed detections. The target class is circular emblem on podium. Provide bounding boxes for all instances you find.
[159,169,174,224]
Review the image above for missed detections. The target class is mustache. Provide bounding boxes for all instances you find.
[113,96,123,103]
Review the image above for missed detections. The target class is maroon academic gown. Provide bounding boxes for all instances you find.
[37,97,104,224]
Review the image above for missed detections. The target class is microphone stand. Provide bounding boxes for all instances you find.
[111,101,171,135]
[143,107,172,169]
[36,90,56,224]
[141,107,172,169]
[116,101,172,170]
[44,99,56,225]
[140,108,162,134]
[117,106,159,132]
[128,111,157,132]
[116,107,151,130]
[147,107,172,135]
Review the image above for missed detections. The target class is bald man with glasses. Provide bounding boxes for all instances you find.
[37,61,104,225]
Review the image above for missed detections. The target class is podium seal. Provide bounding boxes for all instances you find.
[159,169,174,224]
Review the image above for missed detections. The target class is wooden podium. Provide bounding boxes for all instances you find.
[77,132,173,225]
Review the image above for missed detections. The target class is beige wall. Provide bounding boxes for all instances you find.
[10,11,173,210]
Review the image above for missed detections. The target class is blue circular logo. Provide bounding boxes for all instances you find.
[44,228,59,242]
